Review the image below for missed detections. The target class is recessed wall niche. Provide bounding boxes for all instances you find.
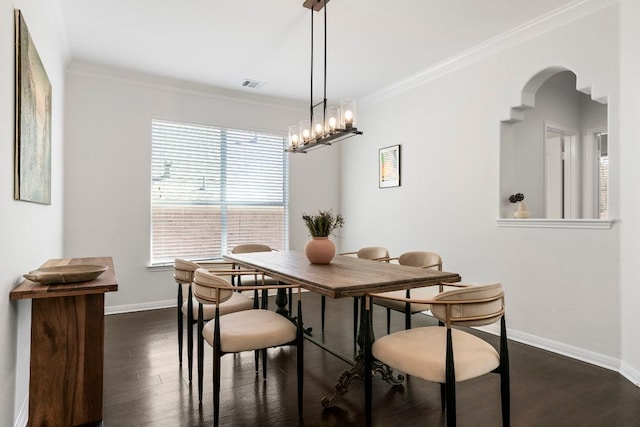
[499,68,609,224]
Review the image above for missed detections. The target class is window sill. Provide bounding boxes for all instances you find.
[497,218,614,229]
[147,258,228,272]
[147,263,174,272]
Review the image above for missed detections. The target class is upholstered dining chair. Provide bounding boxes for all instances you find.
[364,283,510,427]
[372,251,443,333]
[231,244,280,304]
[192,267,304,427]
[322,247,390,352]
[173,259,253,383]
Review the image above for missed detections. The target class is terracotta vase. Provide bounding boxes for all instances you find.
[304,237,336,264]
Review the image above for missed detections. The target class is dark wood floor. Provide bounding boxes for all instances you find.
[103,292,640,426]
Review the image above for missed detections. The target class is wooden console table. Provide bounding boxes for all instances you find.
[10,257,118,426]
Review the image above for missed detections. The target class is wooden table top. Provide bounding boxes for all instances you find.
[224,250,461,298]
[10,256,118,300]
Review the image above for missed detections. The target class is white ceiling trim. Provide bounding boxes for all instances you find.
[66,62,306,113]
[361,0,618,107]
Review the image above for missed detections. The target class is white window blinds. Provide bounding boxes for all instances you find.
[151,119,288,264]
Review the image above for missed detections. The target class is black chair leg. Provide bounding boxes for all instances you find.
[262,348,267,380]
[364,297,373,427]
[501,371,511,427]
[197,303,204,403]
[177,284,183,364]
[500,316,511,426]
[297,299,304,418]
[404,301,411,330]
[353,297,359,355]
[386,307,391,334]
[321,295,326,330]
[253,295,260,372]
[213,309,222,427]
[187,287,194,382]
[446,328,456,427]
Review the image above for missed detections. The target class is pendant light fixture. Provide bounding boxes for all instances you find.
[287,0,363,153]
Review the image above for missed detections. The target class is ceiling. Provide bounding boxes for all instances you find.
[54,0,577,102]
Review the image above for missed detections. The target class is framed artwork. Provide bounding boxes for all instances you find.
[14,9,52,205]
[379,144,401,188]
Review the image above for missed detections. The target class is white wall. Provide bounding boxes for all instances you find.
[342,2,626,371]
[619,0,640,385]
[64,63,341,311]
[0,0,67,424]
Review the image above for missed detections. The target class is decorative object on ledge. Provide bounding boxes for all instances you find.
[23,264,108,285]
[286,0,363,154]
[302,209,344,264]
[14,9,52,205]
[379,145,401,188]
[509,193,530,218]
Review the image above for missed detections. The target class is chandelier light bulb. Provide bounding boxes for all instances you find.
[344,110,353,121]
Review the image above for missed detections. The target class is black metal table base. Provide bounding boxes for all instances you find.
[275,290,403,407]
[321,296,404,408]
[321,353,403,408]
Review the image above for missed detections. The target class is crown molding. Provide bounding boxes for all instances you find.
[361,0,618,107]
[66,61,306,113]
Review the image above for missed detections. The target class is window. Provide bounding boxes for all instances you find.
[151,119,288,265]
[597,131,608,219]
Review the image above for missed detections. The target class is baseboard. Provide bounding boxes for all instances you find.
[106,299,174,315]
[620,361,640,387]
[475,323,621,373]
[14,394,28,427]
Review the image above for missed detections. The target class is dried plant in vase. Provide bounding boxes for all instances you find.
[508,193,530,218]
[302,210,345,237]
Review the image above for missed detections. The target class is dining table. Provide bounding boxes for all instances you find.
[224,250,461,407]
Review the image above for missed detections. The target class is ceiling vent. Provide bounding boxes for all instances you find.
[241,79,266,90]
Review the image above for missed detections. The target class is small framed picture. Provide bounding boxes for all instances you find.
[379,144,401,188]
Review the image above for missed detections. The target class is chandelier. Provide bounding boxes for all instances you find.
[287,0,363,153]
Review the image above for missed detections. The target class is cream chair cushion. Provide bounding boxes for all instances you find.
[182,293,253,320]
[202,309,297,353]
[372,327,499,383]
